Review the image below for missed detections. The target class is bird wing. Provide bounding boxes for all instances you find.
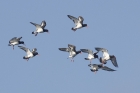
[101,66,116,71]
[30,22,40,28]
[78,16,84,24]
[68,44,76,52]
[95,47,109,59]
[110,55,118,67]
[9,37,18,43]
[17,37,22,41]
[67,15,78,25]
[59,48,70,52]
[18,46,32,55]
[80,49,93,54]
[95,47,108,52]
[32,48,37,52]
[41,21,46,28]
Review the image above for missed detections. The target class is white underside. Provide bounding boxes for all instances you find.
[26,51,34,58]
[103,52,110,61]
[36,27,43,33]
[69,51,76,58]
[74,22,82,29]
[11,42,18,45]
[88,54,94,59]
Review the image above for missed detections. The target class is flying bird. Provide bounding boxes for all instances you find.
[18,46,39,61]
[67,15,87,31]
[59,44,81,62]
[8,37,25,50]
[80,49,99,63]
[30,20,49,36]
[95,47,118,67]
[88,64,116,74]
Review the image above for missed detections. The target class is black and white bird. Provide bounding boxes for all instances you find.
[30,20,49,36]
[8,37,25,50]
[80,49,99,63]
[18,46,39,61]
[59,44,81,62]
[67,15,87,31]
[88,64,116,74]
[95,47,118,67]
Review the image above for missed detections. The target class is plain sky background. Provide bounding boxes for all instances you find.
[0,0,140,93]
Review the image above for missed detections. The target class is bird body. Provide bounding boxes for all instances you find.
[95,47,118,67]
[18,46,39,61]
[67,15,87,31]
[59,44,81,62]
[80,49,99,63]
[8,37,25,50]
[30,20,49,36]
[88,64,116,74]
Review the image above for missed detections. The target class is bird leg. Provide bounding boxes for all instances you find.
[13,45,14,50]
[94,71,96,74]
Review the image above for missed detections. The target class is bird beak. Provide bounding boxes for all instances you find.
[86,26,88,28]
[38,54,40,56]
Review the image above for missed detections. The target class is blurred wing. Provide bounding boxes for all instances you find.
[11,37,17,40]
[110,55,118,67]
[78,16,84,23]
[18,46,30,52]
[101,66,116,71]
[9,37,17,43]
[41,21,46,28]
[67,15,78,24]
[30,22,40,27]
[95,47,108,52]
[80,49,93,54]
[18,46,32,55]
[59,48,69,52]
[68,44,76,52]
[32,48,37,52]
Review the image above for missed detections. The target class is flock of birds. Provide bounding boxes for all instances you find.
[8,15,118,74]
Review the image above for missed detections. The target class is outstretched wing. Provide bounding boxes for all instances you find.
[9,37,18,43]
[101,66,116,71]
[30,22,40,27]
[67,15,78,24]
[78,16,84,24]
[41,21,46,28]
[18,46,29,52]
[68,44,76,52]
[17,37,22,40]
[59,48,70,52]
[95,47,108,52]
[18,46,32,56]
[110,55,118,67]
[32,48,37,52]
[80,49,93,54]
